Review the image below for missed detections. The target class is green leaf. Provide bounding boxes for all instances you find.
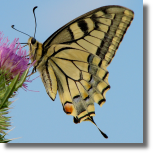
[0,125,8,130]
[0,74,19,109]
[0,82,6,91]
[14,68,29,91]
[0,139,11,143]
[0,108,9,114]
[1,101,11,108]
[0,134,11,143]
[0,72,6,87]
[0,90,6,100]
[0,73,6,99]
[0,123,10,127]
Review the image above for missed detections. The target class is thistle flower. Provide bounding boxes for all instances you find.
[0,31,32,89]
[0,31,34,143]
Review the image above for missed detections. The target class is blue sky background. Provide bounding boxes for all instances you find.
[0,0,143,143]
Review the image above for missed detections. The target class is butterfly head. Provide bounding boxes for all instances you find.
[28,37,37,50]
[11,6,42,69]
[28,37,43,64]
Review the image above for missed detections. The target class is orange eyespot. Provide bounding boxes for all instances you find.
[64,103,73,114]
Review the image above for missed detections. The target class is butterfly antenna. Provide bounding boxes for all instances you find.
[87,117,108,139]
[33,6,38,38]
[11,25,31,37]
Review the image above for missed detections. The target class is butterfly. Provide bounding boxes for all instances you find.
[14,5,134,138]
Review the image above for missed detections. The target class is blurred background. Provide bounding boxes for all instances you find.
[0,0,143,143]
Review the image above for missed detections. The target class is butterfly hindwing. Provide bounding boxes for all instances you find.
[44,44,109,122]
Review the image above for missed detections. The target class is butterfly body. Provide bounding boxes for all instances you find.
[28,5,134,137]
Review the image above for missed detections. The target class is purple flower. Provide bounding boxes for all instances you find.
[0,31,33,89]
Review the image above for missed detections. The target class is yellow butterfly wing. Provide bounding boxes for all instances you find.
[39,5,134,126]
[46,44,109,123]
